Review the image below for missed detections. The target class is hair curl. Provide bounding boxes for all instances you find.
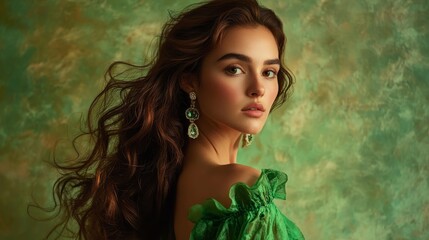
[45,0,294,239]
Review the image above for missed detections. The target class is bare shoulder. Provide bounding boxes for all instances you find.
[216,164,261,187]
[208,164,262,208]
[174,164,261,240]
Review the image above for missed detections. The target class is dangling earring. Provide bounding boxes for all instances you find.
[242,133,253,147]
[186,92,199,139]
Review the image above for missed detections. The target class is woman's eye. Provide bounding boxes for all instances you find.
[263,70,277,78]
[225,66,244,75]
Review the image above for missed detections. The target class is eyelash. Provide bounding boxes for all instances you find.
[224,65,278,78]
[224,65,244,75]
[263,70,278,78]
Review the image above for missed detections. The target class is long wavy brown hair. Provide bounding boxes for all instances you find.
[45,0,294,239]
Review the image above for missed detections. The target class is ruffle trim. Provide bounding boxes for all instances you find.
[188,168,288,223]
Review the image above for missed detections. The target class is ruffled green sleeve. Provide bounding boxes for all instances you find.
[188,169,305,240]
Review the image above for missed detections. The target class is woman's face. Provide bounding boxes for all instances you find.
[195,25,279,135]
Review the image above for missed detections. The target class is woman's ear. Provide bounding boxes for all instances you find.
[179,73,198,93]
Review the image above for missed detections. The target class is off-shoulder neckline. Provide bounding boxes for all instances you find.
[188,168,286,218]
[213,168,269,209]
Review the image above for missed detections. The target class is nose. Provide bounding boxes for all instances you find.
[247,74,265,98]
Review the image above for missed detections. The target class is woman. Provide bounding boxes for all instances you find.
[49,0,304,239]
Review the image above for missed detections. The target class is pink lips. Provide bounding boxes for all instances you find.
[242,103,265,118]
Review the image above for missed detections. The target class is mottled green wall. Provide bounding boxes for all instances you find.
[0,0,428,239]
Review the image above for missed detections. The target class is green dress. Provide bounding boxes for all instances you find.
[188,169,305,240]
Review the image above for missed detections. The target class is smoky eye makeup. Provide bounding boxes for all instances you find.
[262,69,278,78]
[224,65,245,75]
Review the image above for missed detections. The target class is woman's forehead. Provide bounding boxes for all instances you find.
[208,25,279,62]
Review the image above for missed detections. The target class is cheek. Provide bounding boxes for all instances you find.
[202,75,239,103]
[267,82,279,105]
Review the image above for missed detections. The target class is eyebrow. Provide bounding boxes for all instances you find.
[216,53,280,65]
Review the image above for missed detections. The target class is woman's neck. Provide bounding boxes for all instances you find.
[182,121,242,167]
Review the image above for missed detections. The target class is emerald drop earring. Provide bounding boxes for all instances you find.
[185,92,199,139]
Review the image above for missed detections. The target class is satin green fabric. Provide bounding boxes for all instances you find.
[188,169,305,240]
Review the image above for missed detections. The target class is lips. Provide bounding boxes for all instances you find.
[242,103,265,112]
[242,103,265,118]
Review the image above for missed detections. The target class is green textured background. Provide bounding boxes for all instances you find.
[1,0,428,239]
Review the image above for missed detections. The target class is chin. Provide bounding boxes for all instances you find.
[242,125,264,134]
[231,119,266,134]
